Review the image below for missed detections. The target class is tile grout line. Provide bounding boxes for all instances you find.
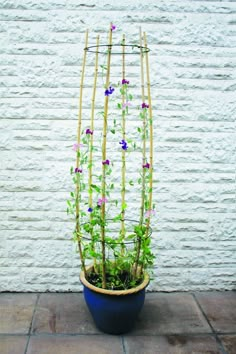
[24,293,40,354]
[121,336,127,354]
[192,293,228,354]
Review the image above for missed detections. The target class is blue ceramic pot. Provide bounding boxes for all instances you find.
[80,267,149,334]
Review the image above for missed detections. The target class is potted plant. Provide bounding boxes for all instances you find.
[67,24,155,334]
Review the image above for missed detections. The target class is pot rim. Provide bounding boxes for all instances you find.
[80,264,150,296]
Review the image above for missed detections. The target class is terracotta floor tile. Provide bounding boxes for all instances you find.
[195,291,236,333]
[27,335,124,354]
[0,294,37,334]
[0,335,28,354]
[129,293,212,335]
[219,335,236,354]
[32,293,99,334]
[124,335,223,354]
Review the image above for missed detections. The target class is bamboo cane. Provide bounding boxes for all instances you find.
[121,34,126,238]
[89,35,99,208]
[139,27,147,226]
[100,24,113,288]
[89,35,99,271]
[134,28,147,277]
[75,30,88,276]
[140,32,154,276]
[144,32,153,232]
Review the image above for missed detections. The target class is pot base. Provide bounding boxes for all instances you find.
[83,285,146,334]
[80,268,149,334]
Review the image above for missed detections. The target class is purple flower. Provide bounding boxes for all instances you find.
[85,128,93,135]
[72,143,84,151]
[75,167,83,173]
[122,101,131,109]
[141,102,149,109]
[119,139,128,151]
[142,162,150,169]
[122,79,129,85]
[102,159,110,165]
[111,24,116,31]
[88,207,93,212]
[145,209,155,218]
[97,197,108,207]
[105,86,115,96]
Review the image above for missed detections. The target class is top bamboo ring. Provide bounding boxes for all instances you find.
[84,44,150,55]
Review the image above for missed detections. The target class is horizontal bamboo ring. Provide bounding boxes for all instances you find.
[84,44,150,55]
[80,264,150,296]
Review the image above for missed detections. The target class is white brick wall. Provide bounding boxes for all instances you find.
[0,0,235,292]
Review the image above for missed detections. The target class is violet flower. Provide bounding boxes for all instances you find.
[88,207,93,212]
[122,102,131,109]
[102,159,110,165]
[97,197,108,207]
[111,24,116,31]
[122,79,129,85]
[119,139,128,150]
[142,162,150,169]
[105,86,115,96]
[72,143,84,151]
[141,102,149,109]
[75,167,83,173]
[145,209,155,218]
[85,128,93,135]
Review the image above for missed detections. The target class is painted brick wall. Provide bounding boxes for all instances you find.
[0,0,235,292]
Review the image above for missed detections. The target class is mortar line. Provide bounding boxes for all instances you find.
[24,293,40,354]
[121,336,127,354]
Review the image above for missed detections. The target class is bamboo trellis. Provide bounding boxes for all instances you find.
[75,24,153,288]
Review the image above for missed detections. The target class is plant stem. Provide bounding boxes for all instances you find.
[76,29,88,276]
[101,24,113,288]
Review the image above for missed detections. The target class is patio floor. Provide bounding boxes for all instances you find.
[0,291,235,354]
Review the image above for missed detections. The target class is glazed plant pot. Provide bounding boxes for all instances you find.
[80,267,150,334]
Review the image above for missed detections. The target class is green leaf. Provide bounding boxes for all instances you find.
[90,184,101,193]
[121,202,127,211]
